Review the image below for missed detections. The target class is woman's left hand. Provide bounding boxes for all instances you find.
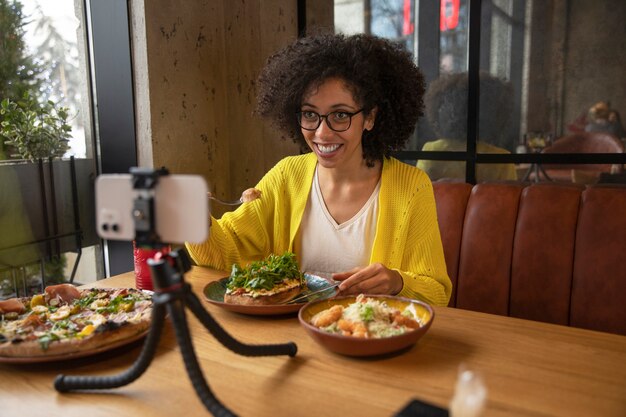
[332,263,403,296]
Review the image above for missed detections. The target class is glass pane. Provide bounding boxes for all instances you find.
[480,0,626,183]
[335,0,415,51]
[21,0,92,159]
[0,0,102,298]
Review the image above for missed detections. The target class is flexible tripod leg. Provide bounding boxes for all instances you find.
[184,288,297,357]
[54,302,166,392]
[166,299,237,417]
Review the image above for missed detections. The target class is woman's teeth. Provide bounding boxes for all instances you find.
[317,144,340,154]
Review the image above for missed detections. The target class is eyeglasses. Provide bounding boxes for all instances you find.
[296,109,364,132]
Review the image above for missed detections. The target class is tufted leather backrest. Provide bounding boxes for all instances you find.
[510,183,583,324]
[570,184,626,335]
[433,181,626,335]
[455,183,523,315]
[432,181,472,307]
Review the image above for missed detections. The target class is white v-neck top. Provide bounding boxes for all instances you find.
[295,167,380,279]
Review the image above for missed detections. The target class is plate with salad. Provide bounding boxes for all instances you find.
[202,252,337,315]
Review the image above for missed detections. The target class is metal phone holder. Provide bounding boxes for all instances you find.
[54,168,297,417]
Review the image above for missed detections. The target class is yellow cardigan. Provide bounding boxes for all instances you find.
[186,153,451,306]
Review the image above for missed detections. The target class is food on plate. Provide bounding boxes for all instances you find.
[241,188,262,203]
[310,294,423,338]
[224,252,305,305]
[0,283,152,358]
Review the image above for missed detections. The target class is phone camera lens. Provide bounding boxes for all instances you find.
[112,224,119,232]
[102,223,109,231]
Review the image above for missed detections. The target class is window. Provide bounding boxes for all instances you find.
[334,0,626,184]
[0,0,101,299]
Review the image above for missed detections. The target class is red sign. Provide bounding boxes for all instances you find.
[403,0,414,35]
[440,0,460,31]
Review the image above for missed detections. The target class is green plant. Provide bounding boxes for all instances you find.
[0,91,71,160]
[0,0,42,103]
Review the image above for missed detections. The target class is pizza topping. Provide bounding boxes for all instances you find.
[49,306,71,321]
[31,305,48,314]
[20,314,44,329]
[88,313,107,328]
[0,298,26,314]
[90,299,109,310]
[45,283,81,304]
[77,324,95,338]
[30,294,45,308]
[4,312,19,321]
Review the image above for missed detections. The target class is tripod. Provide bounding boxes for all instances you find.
[55,168,297,417]
[54,249,297,417]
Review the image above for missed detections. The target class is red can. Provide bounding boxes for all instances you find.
[133,242,170,291]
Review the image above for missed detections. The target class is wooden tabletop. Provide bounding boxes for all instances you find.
[1,266,625,417]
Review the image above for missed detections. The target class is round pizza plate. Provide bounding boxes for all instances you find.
[0,287,154,364]
[203,274,337,316]
[0,329,149,364]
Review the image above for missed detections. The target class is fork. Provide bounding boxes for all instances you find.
[207,192,243,206]
[283,282,341,304]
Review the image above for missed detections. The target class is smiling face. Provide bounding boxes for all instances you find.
[300,77,376,171]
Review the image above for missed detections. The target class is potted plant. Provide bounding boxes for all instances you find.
[1,91,70,161]
[0,92,73,297]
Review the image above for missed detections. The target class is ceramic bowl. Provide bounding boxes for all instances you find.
[298,295,434,357]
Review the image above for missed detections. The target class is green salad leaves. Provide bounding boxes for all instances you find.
[227,252,304,291]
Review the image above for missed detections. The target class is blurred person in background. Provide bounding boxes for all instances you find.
[417,72,517,182]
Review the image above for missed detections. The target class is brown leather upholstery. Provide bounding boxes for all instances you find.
[570,185,626,335]
[432,182,472,307]
[510,184,583,324]
[455,183,524,315]
[433,181,626,335]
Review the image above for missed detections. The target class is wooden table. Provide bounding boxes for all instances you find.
[1,266,625,416]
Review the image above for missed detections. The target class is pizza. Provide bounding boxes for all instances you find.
[0,283,152,359]
[224,252,306,306]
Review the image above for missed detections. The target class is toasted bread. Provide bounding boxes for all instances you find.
[224,278,303,306]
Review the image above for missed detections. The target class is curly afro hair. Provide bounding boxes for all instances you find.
[424,71,513,149]
[255,33,425,167]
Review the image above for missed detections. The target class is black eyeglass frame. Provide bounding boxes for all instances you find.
[296,109,365,132]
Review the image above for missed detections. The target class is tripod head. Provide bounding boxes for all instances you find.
[96,168,208,246]
[130,166,169,247]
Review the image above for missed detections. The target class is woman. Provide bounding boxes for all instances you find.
[186,33,451,306]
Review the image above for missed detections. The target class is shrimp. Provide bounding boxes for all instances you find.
[352,322,369,338]
[392,311,421,329]
[337,319,369,338]
[311,305,343,328]
[337,318,357,336]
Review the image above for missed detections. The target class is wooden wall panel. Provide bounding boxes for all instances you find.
[259,1,299,173]
[131,0,333,217]
[222,1,264,200]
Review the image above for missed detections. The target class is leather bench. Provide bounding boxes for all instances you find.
[433,181,626,335]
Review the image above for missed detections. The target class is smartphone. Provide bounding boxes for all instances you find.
[95,174,209,244]
[394,399,449,417]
